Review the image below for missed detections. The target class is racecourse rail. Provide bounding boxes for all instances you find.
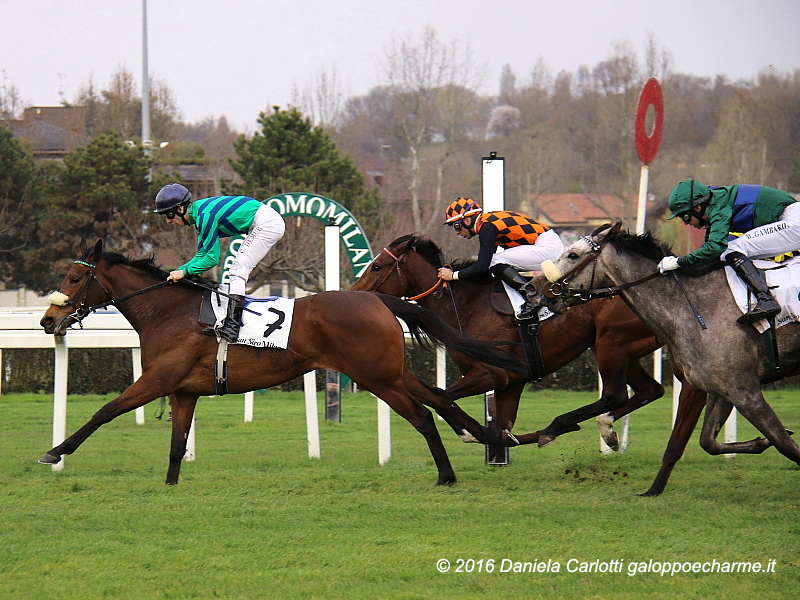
[0,306,451,472]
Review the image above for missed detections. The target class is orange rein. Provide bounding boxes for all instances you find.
[381,246,448,301]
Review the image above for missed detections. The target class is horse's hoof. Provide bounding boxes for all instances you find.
[502,430,520,445]
[604,432,620,452]
[538,434,556,448]
[436,477,457,487]
[38,453,61,465]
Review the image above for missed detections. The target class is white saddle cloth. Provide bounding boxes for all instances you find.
[501,282,555,322]
[724,256,800,333]
[211,294,295,348]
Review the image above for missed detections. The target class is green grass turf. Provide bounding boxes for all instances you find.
[0,387,797,599]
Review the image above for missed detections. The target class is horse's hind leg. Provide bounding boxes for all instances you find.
[373,384,457,486]
[726,392,800,465]
[699,393,783,456]
[487,384,527,461]
[165,393,199,485]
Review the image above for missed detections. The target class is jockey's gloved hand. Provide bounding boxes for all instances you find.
[657,256,680,274]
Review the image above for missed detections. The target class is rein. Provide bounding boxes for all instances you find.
[546,236,661,301]
[378,244,462,330]
[379,246,448,301]
[53,259,171,327]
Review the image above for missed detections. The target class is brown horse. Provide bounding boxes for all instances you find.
[39,239,529,486]
[351,234,708,495]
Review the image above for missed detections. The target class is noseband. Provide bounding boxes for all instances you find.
[49,259,170,329]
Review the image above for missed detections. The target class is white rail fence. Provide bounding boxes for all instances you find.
[1,307,448,472]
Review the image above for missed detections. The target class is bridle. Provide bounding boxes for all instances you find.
[545,235,661,302]
[377,245,447,301]
[50,259,170,328]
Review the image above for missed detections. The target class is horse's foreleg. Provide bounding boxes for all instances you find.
[639,382,705,496]
[486,384,526,461]
[165,393,199,485]
[39,375,172,465]
[609,359,665,420]
[535,355,636,448]
[597,360,666,450]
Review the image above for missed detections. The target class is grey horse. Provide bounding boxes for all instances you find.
[534,222,800,472]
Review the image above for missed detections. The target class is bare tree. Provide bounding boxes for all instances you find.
[291,66,347,128]
[381,26,483,231]
[703,90,771,183]
[0,75,25,120]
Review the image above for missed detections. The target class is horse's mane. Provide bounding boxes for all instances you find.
[388,234,491,283]
[602,227,671,263]
[102,251,168,280]
[389,234,443,268]
[600,225,723,277]
[101,251,218,285]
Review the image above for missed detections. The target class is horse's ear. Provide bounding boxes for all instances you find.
[593,223,616,243]
[89,239,103,262]
[610,221,623,236]
[79,238,88,255]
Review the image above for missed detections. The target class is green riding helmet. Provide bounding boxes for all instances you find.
[667,180,712,220]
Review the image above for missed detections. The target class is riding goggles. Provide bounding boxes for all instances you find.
[162,209,180,220]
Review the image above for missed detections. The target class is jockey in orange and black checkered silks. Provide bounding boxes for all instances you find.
[439,198,564,322]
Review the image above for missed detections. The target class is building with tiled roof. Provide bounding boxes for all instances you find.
[1,106,88,159]
[522,191,658,240]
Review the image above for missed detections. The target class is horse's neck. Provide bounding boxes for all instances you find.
[604,252,719,339]
[103,268,186,332]
[414,273,488,328]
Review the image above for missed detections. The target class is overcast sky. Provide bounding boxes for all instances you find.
[5,0,799,133]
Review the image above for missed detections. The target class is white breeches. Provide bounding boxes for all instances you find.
[228,205,285,295]
[722,202,800,261]
[489,229,565,271]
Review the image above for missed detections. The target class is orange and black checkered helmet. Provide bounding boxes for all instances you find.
[443,198,482,225]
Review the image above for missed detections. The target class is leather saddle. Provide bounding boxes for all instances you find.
[490,279,515,316]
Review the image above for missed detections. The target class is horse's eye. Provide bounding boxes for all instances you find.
[567,252,579,260]
[371,263,381,271]
[70,276,81,284]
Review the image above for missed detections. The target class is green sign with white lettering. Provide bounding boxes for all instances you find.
[221,192,374,284]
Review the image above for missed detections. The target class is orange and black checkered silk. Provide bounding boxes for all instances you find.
[479,211,550,247]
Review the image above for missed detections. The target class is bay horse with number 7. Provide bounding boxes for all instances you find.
[39,239,529,486]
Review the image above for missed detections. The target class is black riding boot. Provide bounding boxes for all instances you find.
[725,252,781,324]
[490,264,537,321]
[216,294,245,342]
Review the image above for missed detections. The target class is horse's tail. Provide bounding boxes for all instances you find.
[375,293,528,379]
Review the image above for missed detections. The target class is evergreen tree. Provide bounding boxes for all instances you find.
[228,107,381,232]
[19,134,155,292]
[0,126,35,285]
[227,107,383,291]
